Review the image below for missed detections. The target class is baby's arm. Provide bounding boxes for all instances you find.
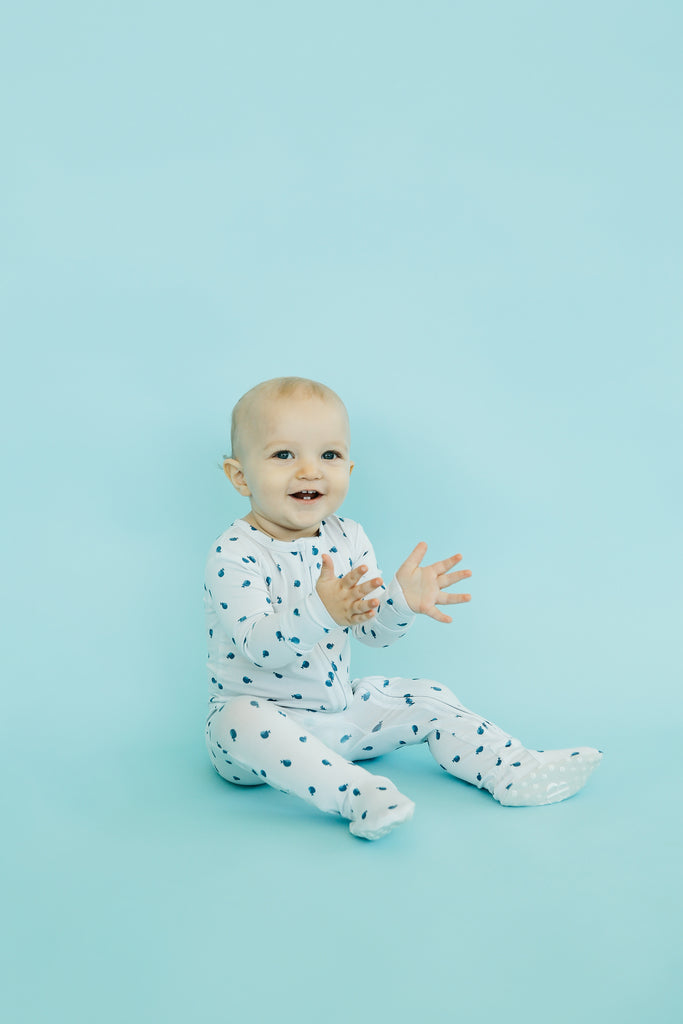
[341,526,472,645]
[332,522,418,648]
[351,572,417,646]
[206,547,337,668]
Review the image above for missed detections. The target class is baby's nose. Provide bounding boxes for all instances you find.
[297,460,322,478]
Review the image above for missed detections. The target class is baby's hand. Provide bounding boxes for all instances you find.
[396,542,472,624]
[316,555,384,628]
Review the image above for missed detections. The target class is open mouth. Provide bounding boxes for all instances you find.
[290,490,323,502]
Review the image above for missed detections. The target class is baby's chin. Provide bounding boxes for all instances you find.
[246,509,324,541]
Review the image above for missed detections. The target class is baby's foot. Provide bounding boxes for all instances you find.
[494,747,603,807]
[348,777,415,840]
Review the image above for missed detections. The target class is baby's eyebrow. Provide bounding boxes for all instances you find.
[262,441,296,452]
[263,440,349,454]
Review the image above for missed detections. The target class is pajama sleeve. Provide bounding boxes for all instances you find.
[345,521,416,647]
[205,546,338,669]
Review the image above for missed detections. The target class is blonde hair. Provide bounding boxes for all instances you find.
[228,376,348,461]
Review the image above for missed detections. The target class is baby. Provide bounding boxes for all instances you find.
[204,376,602,840]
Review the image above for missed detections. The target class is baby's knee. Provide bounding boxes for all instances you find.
[206,697,269,786]
[208,695,281,746]
[209,696,252,741]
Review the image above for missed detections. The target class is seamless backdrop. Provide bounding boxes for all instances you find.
[2,2,681,1022]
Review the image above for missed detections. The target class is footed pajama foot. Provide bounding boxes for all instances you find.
[493,747,603,807]
[348,777,415,840]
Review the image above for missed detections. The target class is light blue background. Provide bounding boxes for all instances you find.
[2,2,681,1021]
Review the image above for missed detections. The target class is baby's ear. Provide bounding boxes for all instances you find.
[223,458,251,496]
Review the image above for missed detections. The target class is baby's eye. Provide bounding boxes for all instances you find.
[321,450,343,460]
[272,450,294,460]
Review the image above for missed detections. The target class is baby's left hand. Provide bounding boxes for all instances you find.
[395,543,472,624]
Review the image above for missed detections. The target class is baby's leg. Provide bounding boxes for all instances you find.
[341,677,602,806]
[206,696,415,839]
[421,687,603,806]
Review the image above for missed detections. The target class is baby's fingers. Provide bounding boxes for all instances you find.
[318,553,336,578]
[350,600,379,621]
[439,568,472,589]
[352,593,378,614]
[437,592,472,605]
[354,577,384,598]
[342,564,369,589]
[432,553,463,575]
[425,607,454,624]
[425,593,472,621]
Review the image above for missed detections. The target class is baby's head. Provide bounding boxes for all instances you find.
[224,377,353,541]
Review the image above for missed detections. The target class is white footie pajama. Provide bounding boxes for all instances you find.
[205,675,602,840]
[204,515,602,840]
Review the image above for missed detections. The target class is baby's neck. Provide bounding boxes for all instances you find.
[242,511,322,541]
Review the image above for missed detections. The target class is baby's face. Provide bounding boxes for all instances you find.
[226,394,353,541]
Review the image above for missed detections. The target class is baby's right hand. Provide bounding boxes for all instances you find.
[316,554,384,627]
